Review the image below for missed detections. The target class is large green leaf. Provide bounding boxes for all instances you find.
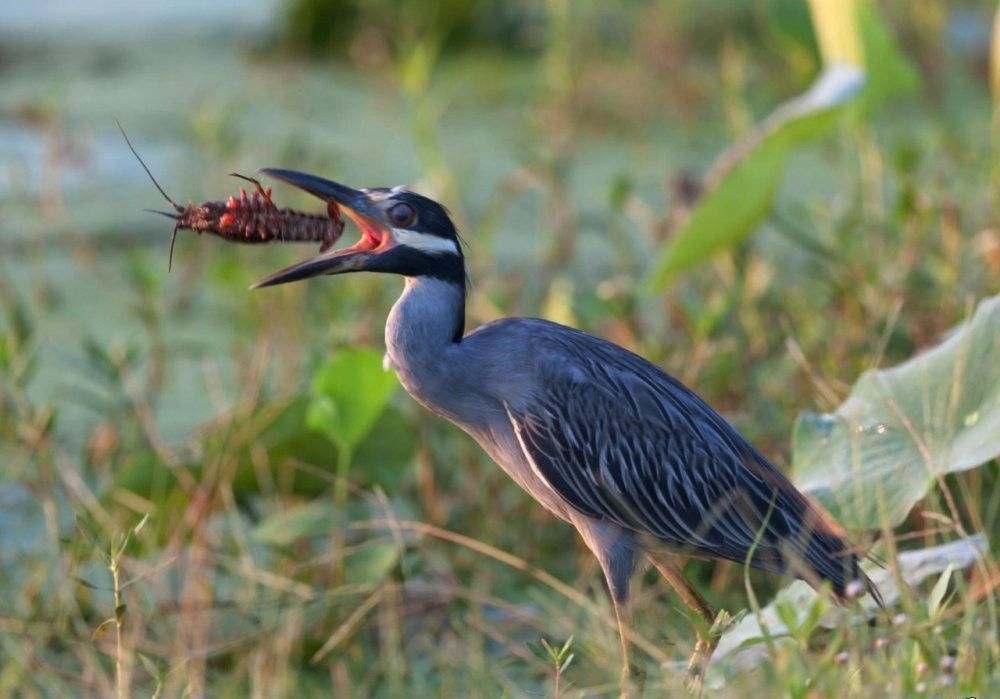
[647,2,919,290]
[793,295,1000,530]
[307,348,399,452]
[855,0,920,113]
[647,65,863,289]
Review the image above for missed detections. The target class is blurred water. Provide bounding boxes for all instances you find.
[0,3,287,445]
[0,0,281,38]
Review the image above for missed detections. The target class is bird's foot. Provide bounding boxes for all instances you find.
[684,610,736,694]
[683,641,710,695]
[619,661,646,699]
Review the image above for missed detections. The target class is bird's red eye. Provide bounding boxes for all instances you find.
[387,202,416,228]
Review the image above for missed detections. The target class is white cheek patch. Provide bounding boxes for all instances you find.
[392,228,460,256]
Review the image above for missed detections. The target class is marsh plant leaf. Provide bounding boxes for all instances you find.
[648,2,918,289]
[307,348,399,453]
[647,64,863,289]
[252,501,400,585]
[808,0,918,112]
[252,499,339,546]
[708,533,989,682]
[854,0,920,113]
[793,295,1000,530]
[342,540,402,587]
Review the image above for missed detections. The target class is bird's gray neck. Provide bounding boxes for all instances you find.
[384,276,467,416]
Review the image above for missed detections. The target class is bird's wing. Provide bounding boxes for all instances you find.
[503,333,833,572]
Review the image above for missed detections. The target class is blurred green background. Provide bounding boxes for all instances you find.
[1,1,997,697]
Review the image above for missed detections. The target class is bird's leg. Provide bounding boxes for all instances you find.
[609,594,645,698]
[645,552,720,693]
[575,521,643,697]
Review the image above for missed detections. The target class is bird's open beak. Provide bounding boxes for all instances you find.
[251,168,393,288]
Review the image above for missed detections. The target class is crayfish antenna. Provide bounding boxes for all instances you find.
[144,208,181,220]
[168,226,179,272]
[145,208,184,271]
[117,118,183,213]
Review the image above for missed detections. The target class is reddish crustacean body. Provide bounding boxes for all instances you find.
[118,121,344,269]
[161,173,345,266]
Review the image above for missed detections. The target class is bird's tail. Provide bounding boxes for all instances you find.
[737,450,884,607]
[795,510,884,608]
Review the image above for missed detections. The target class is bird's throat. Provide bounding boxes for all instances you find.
[384,276,467,409]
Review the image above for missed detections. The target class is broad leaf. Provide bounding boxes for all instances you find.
[307,348,399,452]
[647,64,863,289]
[648,1,918,289]
[854,0,920,113]
[342,540,402,587]
[793,295,1000,529]
[252,500,338,546]
[808,0,918,112]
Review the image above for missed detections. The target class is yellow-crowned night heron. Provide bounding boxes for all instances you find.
[252,169,880,691]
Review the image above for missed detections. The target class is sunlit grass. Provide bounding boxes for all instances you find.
[1,2,998,698]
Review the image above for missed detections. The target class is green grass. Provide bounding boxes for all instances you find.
[1,2,998,697]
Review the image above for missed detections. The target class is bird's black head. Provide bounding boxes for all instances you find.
[251,169,464,288]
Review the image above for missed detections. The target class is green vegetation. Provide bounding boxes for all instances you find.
[0,1,997,697]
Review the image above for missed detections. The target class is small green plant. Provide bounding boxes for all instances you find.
[306,348,399,508]
[82,514,150,699]
[526,635,576,698]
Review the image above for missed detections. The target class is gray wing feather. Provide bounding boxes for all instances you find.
[504,326,858,587]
